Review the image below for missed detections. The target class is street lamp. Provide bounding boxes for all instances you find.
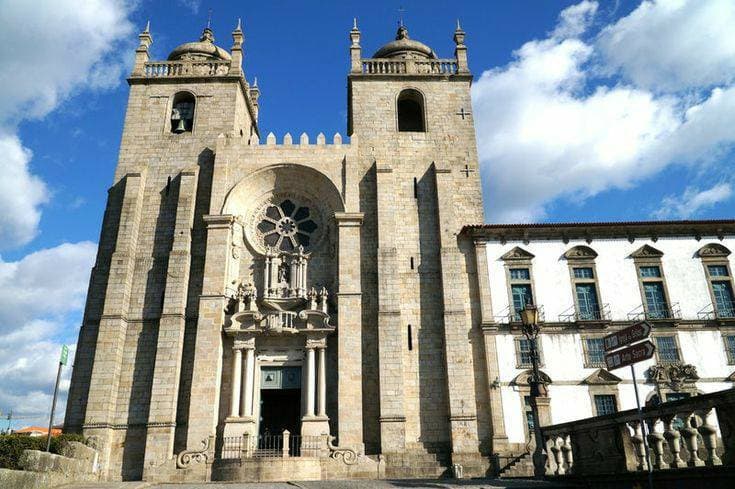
[520,302,545,478]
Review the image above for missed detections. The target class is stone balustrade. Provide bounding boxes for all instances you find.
[360,58,458,75]
[143,60,231,77]
[539,388,735,478]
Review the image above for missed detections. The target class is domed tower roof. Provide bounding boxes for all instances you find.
[168,27,231,61]
[373,25,436,59]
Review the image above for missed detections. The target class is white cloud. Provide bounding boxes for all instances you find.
[0,133,48,249]
[473,0,735,222]
[597,0,735,92]
[552,0,598,39]
[0,0,134,249]
[177,0,202,15]
[654,183,733,219]
[0,242,96,427]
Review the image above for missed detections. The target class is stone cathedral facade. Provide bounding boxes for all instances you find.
[66,19,735,483]
[65,20,489,481]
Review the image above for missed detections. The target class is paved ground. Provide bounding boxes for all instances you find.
[64,479,574,489]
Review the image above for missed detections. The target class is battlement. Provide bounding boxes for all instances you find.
[249,132,352,147]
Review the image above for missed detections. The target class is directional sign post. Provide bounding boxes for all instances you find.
[603,321,652,352]
[46,345,68,452]
[604,340,655,370]
[603,322,654,489]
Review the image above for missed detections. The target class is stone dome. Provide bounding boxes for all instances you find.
[168,27,232,61]
[373,25,436,59]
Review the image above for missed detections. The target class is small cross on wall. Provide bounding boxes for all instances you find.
[456,107,471,120]
[461,164,475,178]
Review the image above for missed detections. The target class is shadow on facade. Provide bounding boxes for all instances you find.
[417,169,450,452]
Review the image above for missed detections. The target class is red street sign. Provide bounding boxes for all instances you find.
[603,321,652,352]
[605,340,655,370]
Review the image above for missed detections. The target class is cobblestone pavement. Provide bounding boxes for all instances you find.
[65,478,575,489]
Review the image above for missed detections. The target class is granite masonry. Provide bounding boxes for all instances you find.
[65,18,735,483]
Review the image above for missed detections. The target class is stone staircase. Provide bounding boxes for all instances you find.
[383,451,452,479]
[496,452,535,478]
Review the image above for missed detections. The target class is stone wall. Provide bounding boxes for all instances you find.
[0,442,99,489]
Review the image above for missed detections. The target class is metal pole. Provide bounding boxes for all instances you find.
[46,362,63,452]
[529,337,545,478]
[631,364,653,489]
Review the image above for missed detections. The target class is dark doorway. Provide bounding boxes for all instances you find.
[258,366,302,455]
[259,388,301,437]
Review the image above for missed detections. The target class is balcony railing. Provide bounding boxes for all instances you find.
[697,301,735,321]
[627,302,681,322]
[143,60,231,78]
[219,431,326,460]
[360,58,458,75]
[539,388,734,478]
[559,303,611,323]
[494,305,546,324]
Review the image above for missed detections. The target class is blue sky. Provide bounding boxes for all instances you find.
[1,0,734,428]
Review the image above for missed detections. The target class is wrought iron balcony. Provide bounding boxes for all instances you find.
[558,303,611,323]
[627,302,681,322]
[494,305,546,324]
[697,301,735,321]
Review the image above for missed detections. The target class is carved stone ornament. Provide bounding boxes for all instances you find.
[564,245,598,260]
[327,435,358,465]
[243,192,326,255]
[630,244,664,259]
[501,246,535,261]
[583,368,622,385]
[698,243,731,258]
[646,363,699,391]
[176,435,214,468]
[513,369,552,386]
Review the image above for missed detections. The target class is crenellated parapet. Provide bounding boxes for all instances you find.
[247,131,350,146]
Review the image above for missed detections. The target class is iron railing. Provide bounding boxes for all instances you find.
[627,302,681,321]
[697,301,735,320]
[558,303,611,323]
[219,432,325,460]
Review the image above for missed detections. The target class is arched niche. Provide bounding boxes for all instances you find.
[397,88,426,132]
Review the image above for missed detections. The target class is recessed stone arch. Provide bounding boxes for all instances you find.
[223,163,345,255]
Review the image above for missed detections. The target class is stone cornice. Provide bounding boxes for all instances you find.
[461,219,735,243]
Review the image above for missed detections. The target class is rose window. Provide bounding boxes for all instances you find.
[257,199,318,251]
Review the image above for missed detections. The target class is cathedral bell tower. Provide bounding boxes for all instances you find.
[349,21,488,472]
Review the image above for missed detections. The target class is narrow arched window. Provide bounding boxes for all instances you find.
[171,92,195,133]
[397,89,425,132]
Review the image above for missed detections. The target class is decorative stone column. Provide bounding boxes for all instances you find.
[301,336,330,438]
[305,346,316,417]
[223,336,256,439]
[241,344,255,417]
[317,346,327,417]
[230,348,243,417]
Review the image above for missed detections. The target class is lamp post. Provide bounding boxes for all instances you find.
[520,302,545,478]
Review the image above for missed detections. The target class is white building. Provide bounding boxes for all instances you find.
[463,221,735,452]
